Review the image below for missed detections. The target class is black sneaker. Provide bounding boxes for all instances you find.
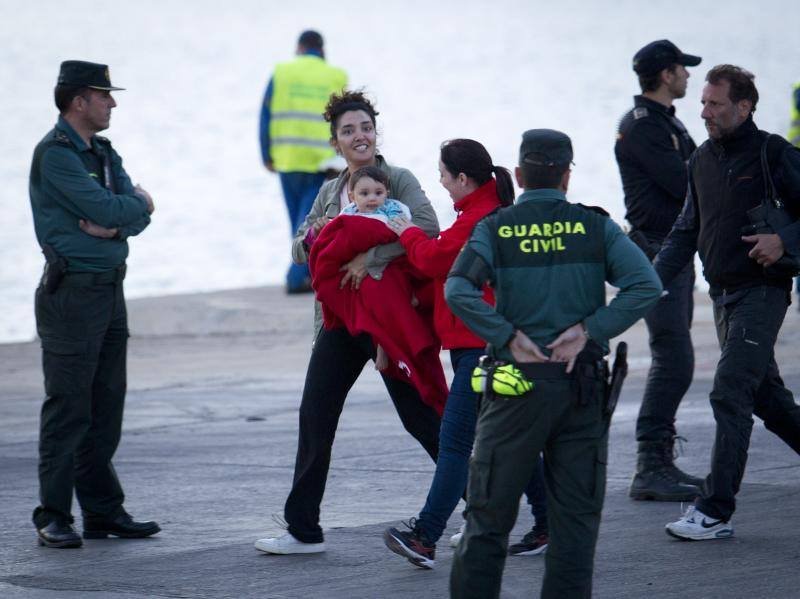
[383,519,436,569]
[508,529,548,556]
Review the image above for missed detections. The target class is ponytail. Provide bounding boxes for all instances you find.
[492,165,515,207]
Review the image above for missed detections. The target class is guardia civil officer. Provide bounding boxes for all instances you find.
[447,130,662,598]
[658,65,800,541]
[29,61,159,548]
[615,39,704,501]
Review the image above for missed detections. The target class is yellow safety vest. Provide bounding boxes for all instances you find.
[269,55,347,172]
[790,82,800,148]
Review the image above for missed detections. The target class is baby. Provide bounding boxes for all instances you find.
[304,166,410,248]
[305,166,414,371]
[341,166,411,221]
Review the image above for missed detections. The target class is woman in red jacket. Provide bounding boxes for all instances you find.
[382,139,548,568]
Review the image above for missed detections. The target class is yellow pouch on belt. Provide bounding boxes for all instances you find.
[471,362,534,396]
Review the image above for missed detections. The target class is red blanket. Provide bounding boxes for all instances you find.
[309,215,447,415]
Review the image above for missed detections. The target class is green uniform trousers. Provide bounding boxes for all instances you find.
[33,273,128,527]
[450,365,608,599]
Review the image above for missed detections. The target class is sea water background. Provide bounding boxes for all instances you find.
[2,0,799,343]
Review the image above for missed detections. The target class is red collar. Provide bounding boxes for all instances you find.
[454,179,501,213]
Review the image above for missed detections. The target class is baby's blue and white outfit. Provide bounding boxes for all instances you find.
[340,198,411,223]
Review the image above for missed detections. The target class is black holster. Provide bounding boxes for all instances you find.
[573,340,607,406]
[41,245,67,294]
[605,342,628,419]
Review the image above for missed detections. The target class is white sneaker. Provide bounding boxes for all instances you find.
[449,523,466,548]
[254,532,326,554]
[665,506,734,541]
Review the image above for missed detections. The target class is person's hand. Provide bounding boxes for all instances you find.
[386,216,416,237]
[79,219,118,239]
[339,252,369,290]
[742,233,785,267]
[374,345,389,371]
[265,159,276,173]
[509,330,548,364]
[546,323,587,374]
[312,216,331,234]
[134,184,155,214]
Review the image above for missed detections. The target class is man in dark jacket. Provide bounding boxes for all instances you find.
[29,61,159,548]
[615,39,704,501]
[656,64,800,541]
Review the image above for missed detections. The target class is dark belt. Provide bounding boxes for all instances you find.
[59,264,127,287]
[517,361,576,380]
[516,354,607,406]
[516,344,606,381]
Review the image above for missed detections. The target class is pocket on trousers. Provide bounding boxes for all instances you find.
[467,452,493,509]
[593,439,609,504]
[40,337,89,356]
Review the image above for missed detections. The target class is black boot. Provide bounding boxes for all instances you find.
[629,440,700,501]
[661,436,705,487]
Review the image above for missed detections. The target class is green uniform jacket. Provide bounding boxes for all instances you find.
[291,155,440,337]
[445,188,662,361]
[29,116,151,272]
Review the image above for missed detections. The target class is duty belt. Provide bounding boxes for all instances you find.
[60,264,127,287]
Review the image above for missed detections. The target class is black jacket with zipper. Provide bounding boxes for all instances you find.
[655,117,800,295]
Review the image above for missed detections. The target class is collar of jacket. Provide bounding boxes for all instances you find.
[516,188,567,205]
[711,115,758,153]
[454,178,499,213]
[56,115,93,152]
[634,94,676,117]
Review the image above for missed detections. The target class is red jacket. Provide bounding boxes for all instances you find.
[399,179,501,349]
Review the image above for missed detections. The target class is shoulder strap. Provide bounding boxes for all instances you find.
[760,134,780,207]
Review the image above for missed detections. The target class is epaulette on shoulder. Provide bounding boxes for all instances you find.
[52,130,71,145]
[576,203,610,217]
[633,106,649,120]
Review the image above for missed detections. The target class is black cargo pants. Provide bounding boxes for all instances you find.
[698,285,800,521]
[33,269,128,528]
[450,361,608,599]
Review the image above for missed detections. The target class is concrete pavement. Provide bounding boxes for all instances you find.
[1,286,799,598]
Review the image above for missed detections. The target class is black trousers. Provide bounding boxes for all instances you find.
[698,285,800,520]
[451,362,607,599]
[33,278,128,528]
[284,326,441,543]
[636,263,695,442]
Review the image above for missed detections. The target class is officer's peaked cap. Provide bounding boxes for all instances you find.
[57,60,124,91]
[520,129,573,167]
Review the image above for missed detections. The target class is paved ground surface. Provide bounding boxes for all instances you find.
[1,286,799,598]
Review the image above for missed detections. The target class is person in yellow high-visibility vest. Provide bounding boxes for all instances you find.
[789,82,800,148]
[260,30,347,293]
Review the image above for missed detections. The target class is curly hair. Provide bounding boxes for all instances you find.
[323,89,379,139]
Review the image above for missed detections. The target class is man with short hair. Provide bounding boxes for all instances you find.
[260,30,347,294]
[447,129,662,598]
[656,65,800,541]
[29,60,159,548]
[615,39,704,501]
